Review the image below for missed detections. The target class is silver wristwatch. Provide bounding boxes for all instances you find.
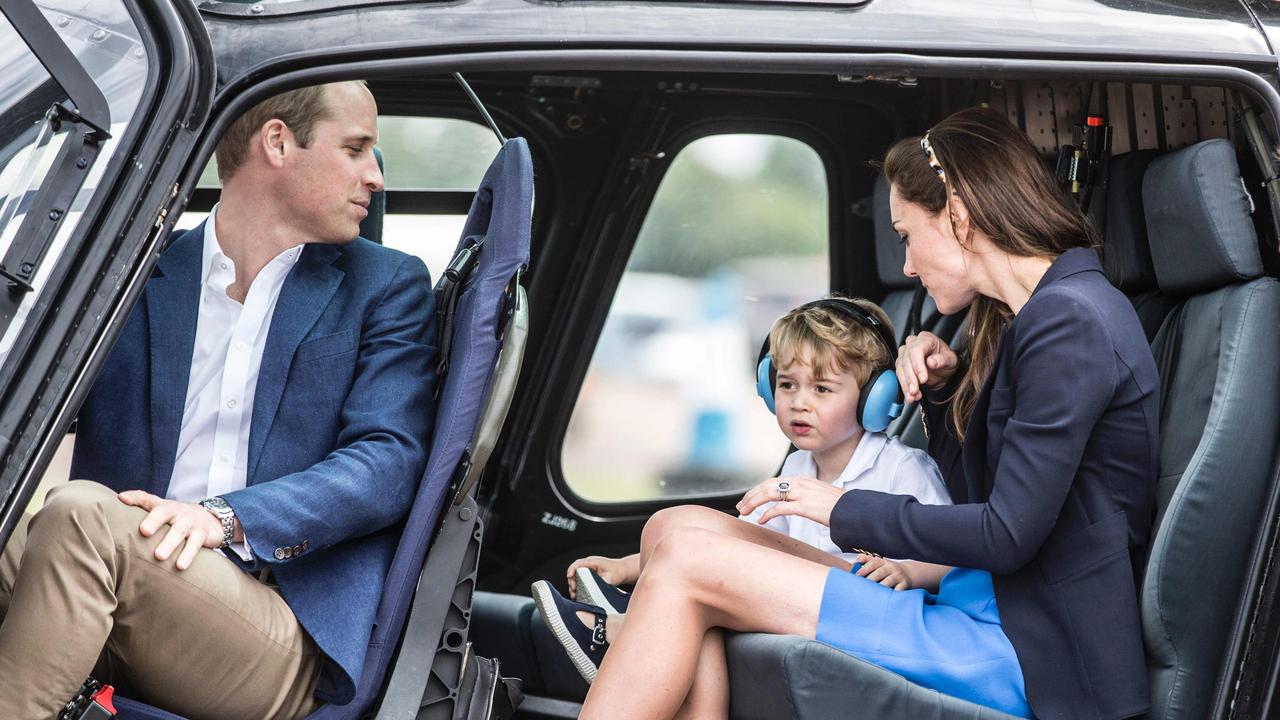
[200,497,236,549]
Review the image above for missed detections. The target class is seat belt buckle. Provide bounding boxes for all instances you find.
[59,677,117,720]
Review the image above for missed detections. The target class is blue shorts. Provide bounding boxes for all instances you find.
[815,565,1032,718]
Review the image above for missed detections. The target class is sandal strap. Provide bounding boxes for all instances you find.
[591,613,608,646]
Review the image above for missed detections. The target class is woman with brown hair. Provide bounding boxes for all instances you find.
[569,106,1159,720]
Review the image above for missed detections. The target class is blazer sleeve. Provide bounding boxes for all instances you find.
[830,292,1117,573]
[223,255,438,564]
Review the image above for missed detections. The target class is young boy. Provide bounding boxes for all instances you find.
[534,296,951,680]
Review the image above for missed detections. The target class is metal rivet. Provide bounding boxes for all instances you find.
[76,157,88,169]
[48,209,62,221]
[250,4,264,13]
[459,507,473,521]
[55,16,70,28]
[90,29,106,41]
[20,263,33,275]
[132,47,145,60]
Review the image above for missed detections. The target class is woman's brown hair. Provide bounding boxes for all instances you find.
[880,106,1100,440]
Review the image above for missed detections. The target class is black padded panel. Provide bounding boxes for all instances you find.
[874,175,912,290]
[1144,140,1263,295]
[1101,151,1160,292]
[726,633,1019,720]
[1142,278,1280,720]
[471,592,589,701]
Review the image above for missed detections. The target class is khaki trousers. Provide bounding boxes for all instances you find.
[0,480,323,720]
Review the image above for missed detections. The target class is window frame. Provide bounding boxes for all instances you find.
[548,118,842,516]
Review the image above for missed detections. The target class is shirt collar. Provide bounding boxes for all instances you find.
[201,203,304,286]
[828,431,888,487]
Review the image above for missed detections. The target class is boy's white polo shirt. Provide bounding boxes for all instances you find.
[739,431,950,564]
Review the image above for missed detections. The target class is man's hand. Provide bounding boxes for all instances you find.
[736,476,844,528]
[854,555,912,591]
[117,491,225,571]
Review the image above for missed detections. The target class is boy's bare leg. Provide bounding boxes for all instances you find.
[639,505,853,574]
[0,481,321,720]
[582,525,830,720]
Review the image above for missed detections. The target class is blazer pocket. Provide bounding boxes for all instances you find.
[295,330,357,365]
[1037,509,1131,584]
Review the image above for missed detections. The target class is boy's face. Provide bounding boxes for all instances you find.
[773,354,864,460]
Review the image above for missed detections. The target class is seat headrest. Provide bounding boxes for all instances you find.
[1098,151,1159,292]
[1143,139,1263,295]
[873,175,912,289]
[358,146,386,245]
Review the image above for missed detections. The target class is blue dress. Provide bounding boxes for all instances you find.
[816,565,1032,718]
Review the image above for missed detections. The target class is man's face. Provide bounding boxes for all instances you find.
[283,83,384,244]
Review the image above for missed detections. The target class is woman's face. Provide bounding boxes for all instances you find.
[889,185,978,315]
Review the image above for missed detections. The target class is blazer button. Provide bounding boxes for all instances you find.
[302,539,309,551]
[274,548,286,560]
[284,547,294,559]
[293,544,303,556]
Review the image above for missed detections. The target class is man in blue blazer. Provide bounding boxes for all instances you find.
[0,81,436,719]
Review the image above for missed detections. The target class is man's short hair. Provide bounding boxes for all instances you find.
[767,296,893,386]
[214,82,362,182]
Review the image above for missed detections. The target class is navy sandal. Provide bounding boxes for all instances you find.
[531,579,610,683]
[573,566,631,614]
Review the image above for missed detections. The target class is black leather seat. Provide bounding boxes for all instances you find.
[1138,138,1280,719]
[1093,150,1178,341]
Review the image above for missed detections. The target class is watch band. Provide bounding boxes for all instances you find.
[200,497,235,549]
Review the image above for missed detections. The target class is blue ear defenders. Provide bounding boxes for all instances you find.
[755,299,905,433]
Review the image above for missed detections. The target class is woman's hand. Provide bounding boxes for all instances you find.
[567,554,640,598]
[736,476,844,528]
[855,555,912,591]
[896,331,960,404]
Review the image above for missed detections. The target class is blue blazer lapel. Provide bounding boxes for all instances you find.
[247,244,345,483]
[145,223,205,496]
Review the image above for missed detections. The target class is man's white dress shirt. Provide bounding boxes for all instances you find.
[166,206,303,559]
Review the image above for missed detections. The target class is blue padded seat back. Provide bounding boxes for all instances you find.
[357,146,386,245]
[308,137,533,719]
[113,696,187,720]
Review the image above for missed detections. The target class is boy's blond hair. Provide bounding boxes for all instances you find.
[767,296,894,386]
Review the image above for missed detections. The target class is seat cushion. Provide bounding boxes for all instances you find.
[725,633,1020,720]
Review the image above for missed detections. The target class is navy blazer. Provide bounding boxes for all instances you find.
[831,248,1159,720]
[71,223,438,705]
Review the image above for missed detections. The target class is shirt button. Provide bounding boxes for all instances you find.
[274,548,286,560]
[217,455,229,465]
[236,341,249,351]
[220,262,229,270]
[226,398,237,408]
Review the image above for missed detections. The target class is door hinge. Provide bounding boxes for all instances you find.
[154,183,179,229]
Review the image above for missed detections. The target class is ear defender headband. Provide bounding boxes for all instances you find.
[755,299,904,433]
